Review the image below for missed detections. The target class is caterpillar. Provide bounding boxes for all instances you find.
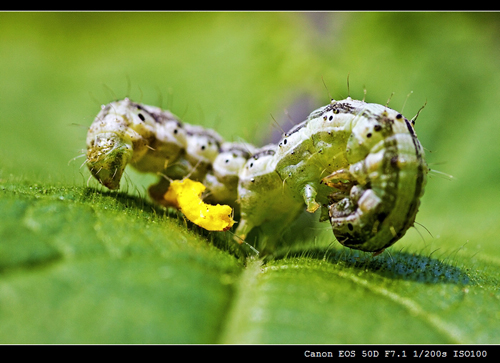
[86,96,428,254]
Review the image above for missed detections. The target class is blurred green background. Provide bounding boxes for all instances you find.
[0,12,499,344]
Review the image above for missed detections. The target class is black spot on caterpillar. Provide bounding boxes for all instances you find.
[86,97,428,254]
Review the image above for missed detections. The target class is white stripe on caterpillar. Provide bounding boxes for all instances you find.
[86,97,428,253]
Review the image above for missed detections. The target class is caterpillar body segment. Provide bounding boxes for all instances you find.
[86,97,428,253]
[234,143,304,245]
[203,142,257,210]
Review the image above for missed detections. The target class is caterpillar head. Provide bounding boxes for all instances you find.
[86,132,133,190]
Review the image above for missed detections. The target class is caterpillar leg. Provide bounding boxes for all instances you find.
[301,183,320,213]
[233,211,301,255]
[233,218,254,244]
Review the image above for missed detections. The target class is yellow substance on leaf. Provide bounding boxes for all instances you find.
[164,178,235,232]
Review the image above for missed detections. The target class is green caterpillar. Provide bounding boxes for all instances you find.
[86,97,428,254]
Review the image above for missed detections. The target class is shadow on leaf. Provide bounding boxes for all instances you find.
[276,246,473,285]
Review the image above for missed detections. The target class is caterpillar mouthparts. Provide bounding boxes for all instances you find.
[86,96,428,254]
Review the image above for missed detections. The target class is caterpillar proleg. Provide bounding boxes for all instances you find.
[86,96,428,253]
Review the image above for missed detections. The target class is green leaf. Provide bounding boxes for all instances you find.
[1,12,499,344]
[1,179,498,344]
[0,182,243,343]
